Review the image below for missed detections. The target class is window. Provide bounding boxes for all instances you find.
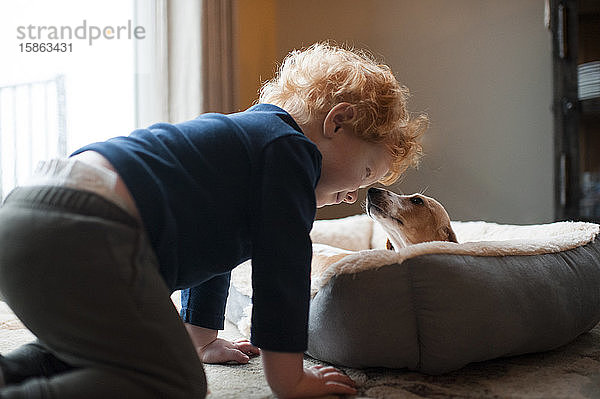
[0,0,142,200]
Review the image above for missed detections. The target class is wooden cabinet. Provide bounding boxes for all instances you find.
[551,0,600,222]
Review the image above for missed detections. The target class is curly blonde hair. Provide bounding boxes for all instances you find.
[259,42,428,185]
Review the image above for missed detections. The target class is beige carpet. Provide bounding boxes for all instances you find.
[2,300,600,398]
[205,320,600,399]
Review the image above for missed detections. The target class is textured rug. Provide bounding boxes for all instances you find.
[2,299,600,398]
[204,320,600,399]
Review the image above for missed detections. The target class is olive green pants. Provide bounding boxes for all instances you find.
[0,186,207,398]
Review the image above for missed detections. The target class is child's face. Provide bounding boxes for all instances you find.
[315,126,392,208]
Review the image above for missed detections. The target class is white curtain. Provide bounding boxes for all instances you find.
[134,0,234,127]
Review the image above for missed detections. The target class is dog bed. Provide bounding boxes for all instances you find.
[225,215,600,374]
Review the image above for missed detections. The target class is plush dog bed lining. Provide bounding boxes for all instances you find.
[231,217,600,298]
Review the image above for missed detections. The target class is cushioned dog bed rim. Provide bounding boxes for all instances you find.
[306,240,600,374]
[226,218,600,374]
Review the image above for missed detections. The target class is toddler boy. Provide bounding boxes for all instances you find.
[0,42,426,398]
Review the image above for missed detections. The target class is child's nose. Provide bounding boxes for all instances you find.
[344,190,358,204]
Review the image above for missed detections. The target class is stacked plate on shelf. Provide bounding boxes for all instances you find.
[578,61,600,100]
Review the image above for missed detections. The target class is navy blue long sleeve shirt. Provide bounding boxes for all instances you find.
[72,104,322,352]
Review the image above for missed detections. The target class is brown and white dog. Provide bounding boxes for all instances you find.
[365,187,457,250]
[311,187,457,278]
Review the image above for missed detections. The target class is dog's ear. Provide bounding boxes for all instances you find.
[444,226,458,243]
[386,239,395,251]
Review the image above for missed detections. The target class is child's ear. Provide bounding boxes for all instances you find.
[323,102,354,138]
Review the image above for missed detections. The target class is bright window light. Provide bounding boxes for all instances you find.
[0,0,139,198]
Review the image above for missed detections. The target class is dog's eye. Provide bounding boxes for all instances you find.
[410,196,424,205]
[365,168,372,178]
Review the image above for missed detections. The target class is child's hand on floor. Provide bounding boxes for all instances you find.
[199,338,260,364]
[262,350,358,398]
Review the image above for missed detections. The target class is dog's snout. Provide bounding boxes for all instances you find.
[367,187,385,199]
[366,187,388,217]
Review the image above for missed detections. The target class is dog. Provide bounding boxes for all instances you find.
[311,187,457,279]
[365,187,457,250]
